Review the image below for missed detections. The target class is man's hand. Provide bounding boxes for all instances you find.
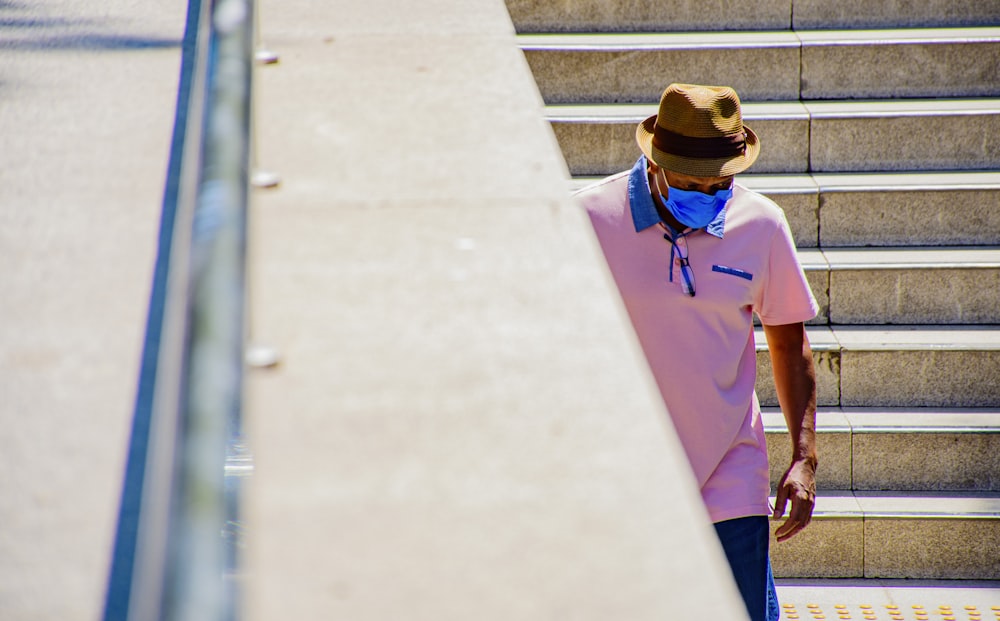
[763,322,818,543]
[772,458,816,542]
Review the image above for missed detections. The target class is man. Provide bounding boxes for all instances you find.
[575,83,818,621]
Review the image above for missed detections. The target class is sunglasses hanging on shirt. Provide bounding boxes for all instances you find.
[659,223,696,297]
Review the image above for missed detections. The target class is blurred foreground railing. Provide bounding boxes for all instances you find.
[103,0,255,618]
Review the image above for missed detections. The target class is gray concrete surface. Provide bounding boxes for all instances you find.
[0,0,187,619]
[244,0,747,620]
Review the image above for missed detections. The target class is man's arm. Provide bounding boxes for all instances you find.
[762,321,817,542]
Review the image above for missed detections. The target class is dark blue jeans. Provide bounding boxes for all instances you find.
[714,516,779,621]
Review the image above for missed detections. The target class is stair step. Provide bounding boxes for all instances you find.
[548,99,1000,175]
[807,99,1000,173]
[807,172,1000,247]
[805,247,1000,325]
[506,0,793,33]
[799,28,1000,99]
[506,0,1000,33]
[764,408,1000,491]
[775,578,1000,620]
[836,327,1000,408]
[793,0,1000,30]
[768,492,1000,579]
[548,100,807,175]
[753,171,1000,248]
[520,29,1000,103]
[573,171,1000,249]
[520,32,802,103]
[755,326,1000,408]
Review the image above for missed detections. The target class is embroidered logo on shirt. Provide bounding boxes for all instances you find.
[712,265,753,281]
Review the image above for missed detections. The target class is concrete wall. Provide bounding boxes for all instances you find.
[245,0,746,619]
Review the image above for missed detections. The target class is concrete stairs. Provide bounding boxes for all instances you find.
[507,0,1000,591]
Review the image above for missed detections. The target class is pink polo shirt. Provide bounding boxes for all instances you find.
[576,158,818,523]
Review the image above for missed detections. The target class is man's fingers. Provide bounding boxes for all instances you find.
[772,487,789,519]
[774,491,815,542]
[774,518,804,542]
[773,461,817,542]
[775,508,807,541]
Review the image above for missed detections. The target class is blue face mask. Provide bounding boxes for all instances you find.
[659,184,733,230]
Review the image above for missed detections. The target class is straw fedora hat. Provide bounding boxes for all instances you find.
[636,83,760,177]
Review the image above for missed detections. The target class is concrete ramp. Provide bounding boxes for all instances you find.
[244,0,746,619]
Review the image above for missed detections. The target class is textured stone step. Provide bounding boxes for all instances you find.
[506,0,793,33]
[764,408,1000,492]
[819,247,1000,324]
[807,172,1000,248]
[548,99,1000,176]
[520,32,801,103]
[520,29,1000,103]
[807,99,1000,173]
[755,326,1000,408]
[793,0,1000,30]
[778,248,1000,326]
[834,327,1000,408]
[737,175,821,248]
[768,492,1000,579]
[573,172,1000,249]
[506,0,1000,33]
[746,173,1000,249]
[799,28,1000,99]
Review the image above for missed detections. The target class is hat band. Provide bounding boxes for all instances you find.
[652,126,746,159]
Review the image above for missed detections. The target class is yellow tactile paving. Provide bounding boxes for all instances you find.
[779,602,999,621]
[777,580,1000,621]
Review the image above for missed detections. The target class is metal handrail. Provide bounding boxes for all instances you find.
[103,0,255,618]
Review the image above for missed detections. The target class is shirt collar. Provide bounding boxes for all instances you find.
[627,155,728,239]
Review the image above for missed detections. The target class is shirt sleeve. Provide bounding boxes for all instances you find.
[754,212,819,326]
